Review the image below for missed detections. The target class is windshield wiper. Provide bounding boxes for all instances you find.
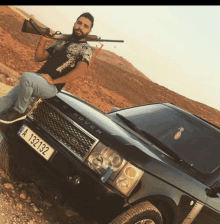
[116,113,139,131]
[115,113,203,180]
[116,113,181,161]
[139,129,182,161]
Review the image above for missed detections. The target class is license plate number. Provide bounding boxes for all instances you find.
[18,125,55,161]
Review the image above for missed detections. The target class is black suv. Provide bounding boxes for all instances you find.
[1,90,220,224]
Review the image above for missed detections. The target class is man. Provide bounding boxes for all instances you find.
[0,12,94,124]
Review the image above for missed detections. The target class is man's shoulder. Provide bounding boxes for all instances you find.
[82,43,93,55]
[69,41,93,52]
[79,41,92,48]
[51,40,67,49]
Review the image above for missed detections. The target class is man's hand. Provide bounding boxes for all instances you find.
[39,74,54,85]
[41,29,55,41]
[35,29,55,62]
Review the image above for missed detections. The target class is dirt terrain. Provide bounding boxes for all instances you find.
[0,6,219,125]
[0,5,220,224]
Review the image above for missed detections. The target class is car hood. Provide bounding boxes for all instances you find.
[48,92,220,175]
[46,92,212,192]
[46,92,165,165]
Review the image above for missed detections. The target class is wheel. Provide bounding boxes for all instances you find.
[0,130,26,181]
[0,130,13,175]
[109,201,163,224]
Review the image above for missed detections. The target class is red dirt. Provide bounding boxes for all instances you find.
[0,6,219,127]
[0,5,219,224]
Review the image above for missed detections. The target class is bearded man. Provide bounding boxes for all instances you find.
[0,12,94,124]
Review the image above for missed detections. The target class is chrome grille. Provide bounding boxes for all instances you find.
[28,100,98,161]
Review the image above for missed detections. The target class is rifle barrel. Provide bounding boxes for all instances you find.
[89,39,124,43]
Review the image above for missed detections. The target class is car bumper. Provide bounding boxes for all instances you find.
[5,118,127,221]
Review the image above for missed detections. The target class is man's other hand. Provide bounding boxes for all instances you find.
[39,74,54,85]
[41,29,55,41]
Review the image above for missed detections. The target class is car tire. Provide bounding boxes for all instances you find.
[109,201,163,224]
[0,131,13,175]
[0,130,26,181]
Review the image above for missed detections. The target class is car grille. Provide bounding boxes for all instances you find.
[28,100,98,161]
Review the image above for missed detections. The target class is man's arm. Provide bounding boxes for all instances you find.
[40,61,88,85]
[35,36,51,62]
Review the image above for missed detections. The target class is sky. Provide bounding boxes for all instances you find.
[15,5,220,111]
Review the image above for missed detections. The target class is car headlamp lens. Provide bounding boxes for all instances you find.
[115,163,144,196]
[101,148,124,170]
[88,152,104,170]
[85,143,143,196]
[109,152,124,170]
[87,147,125,174]
[124,166,138,178]
[116,177,130,190]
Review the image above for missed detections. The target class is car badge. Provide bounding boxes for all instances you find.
[174,127,184,140]
[70,137,78,145]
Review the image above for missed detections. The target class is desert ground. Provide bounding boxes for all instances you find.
[0,5,219,224]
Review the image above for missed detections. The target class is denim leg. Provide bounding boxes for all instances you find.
[0,84,20,114]
[14,72,58,113]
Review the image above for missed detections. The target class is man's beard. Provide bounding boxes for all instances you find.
[72,28,88,40]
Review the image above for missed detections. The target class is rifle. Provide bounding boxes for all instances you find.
[22,18,124,43]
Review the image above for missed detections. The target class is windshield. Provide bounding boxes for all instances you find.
[109,104,220,174]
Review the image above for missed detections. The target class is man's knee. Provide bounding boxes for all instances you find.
[20,72,32,86]
[20,72,30,80]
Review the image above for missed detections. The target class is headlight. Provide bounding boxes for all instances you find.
[101,148,124,170]
[115,163,143,196]
[87,152,104,172]
[85,143,143,196]
[86,146,126,178]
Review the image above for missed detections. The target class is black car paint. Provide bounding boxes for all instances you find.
[5,91,220,223]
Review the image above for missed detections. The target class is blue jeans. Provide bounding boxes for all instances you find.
[0,72,58,114]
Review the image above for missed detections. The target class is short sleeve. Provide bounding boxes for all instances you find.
[45,41,58,55]
[77,45,93,66]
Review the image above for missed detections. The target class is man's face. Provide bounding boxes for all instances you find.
[72,16,92,40]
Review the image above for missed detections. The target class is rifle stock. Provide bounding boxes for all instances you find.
[22,19,50,36]
[22,18,124,42]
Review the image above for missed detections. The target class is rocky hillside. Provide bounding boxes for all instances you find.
[0,6,220,127]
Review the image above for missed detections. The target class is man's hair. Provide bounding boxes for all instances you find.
[77,12,94,29]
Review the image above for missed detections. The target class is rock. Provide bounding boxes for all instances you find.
[28,221,34,224]
[0,74,7,84]
[65,208,78,217]
[4,183,14,190]
[13,215,20,221]
[18,182,27,189]
[0,170,8,179]
[16,203,23,210]
[30,203,39,212]
[19,189,28,199]
[26,196,31,203]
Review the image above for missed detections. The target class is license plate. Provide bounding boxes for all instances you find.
[18,125,55,161]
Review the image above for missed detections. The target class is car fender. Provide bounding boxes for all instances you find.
[127,172,206,224]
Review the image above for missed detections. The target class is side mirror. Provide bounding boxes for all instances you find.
[205,188,219,198]
[206,180,220,198]
[111,107,120,112]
